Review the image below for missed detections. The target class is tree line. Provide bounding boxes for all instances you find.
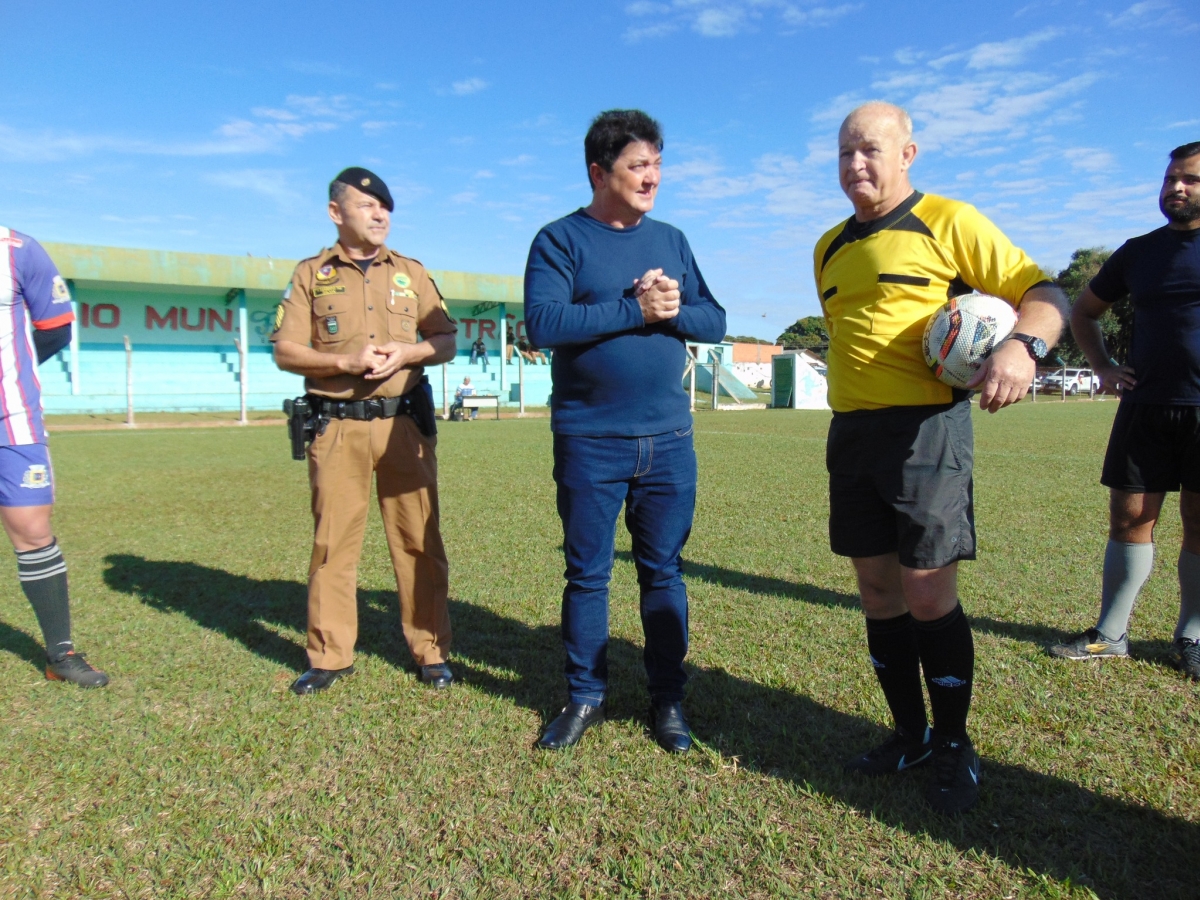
[774,247,1132,366]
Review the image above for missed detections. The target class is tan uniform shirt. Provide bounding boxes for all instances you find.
[271,242,457,400]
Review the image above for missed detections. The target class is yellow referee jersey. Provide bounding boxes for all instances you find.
[813,191,1048,412]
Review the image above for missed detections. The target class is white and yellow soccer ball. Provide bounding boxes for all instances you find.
[922,293,1018,389]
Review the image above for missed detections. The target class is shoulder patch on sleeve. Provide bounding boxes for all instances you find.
[273,303,287,332]
[51,276,71,303]
[427,276,456,323]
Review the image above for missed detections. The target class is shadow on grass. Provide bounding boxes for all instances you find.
[656,554,1074,648]
[102,554,414,674]
[103,554,1198,900]
[0,620,48,672]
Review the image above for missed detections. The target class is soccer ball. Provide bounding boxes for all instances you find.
[922,293,1018,389]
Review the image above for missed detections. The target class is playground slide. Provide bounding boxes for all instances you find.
[690,362,760,402]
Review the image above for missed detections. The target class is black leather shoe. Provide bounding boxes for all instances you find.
[649,700,692,753]
[536,702,605,750]
[290,666,353,695]
[420,662,454,690]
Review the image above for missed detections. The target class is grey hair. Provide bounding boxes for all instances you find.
[329,180,351,204]
[843,101,913,144]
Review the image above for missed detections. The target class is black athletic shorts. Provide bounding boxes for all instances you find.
[1101,401,1200,493]
[826,399,976,569]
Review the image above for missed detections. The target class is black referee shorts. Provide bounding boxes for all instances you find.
[826,399,976,570]
[1101,400,1200,493]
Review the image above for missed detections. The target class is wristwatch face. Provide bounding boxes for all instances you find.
[1012,333,1047,360]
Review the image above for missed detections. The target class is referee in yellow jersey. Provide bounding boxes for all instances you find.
[815,102,1067,814]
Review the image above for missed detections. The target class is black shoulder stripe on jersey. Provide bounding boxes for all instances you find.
[820,191,929,274]
[878,273,931,286]
[888,212,935,239]
[822,285,838,300]
[948,276,974,298]
[820,230,850,274]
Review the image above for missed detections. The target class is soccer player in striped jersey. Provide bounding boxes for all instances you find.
[0,227,107,687]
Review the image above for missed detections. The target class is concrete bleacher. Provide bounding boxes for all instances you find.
[39,345,553,414]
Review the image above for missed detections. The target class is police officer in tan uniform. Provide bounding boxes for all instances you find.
[272,167,458,695]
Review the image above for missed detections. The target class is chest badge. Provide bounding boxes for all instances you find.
[325,316,338,335]
[315,264,338,283]
[393,273,411,289]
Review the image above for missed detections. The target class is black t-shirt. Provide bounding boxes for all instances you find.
[1090,226,1200,404]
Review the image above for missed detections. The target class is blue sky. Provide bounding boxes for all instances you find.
[1,0,1196,341]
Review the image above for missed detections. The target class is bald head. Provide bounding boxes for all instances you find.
[838,101,918,222]
[841,102,913,145]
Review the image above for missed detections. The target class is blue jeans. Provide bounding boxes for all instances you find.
[552,426,697,705]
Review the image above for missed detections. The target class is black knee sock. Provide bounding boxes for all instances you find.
[865,612,928,739]
[17,540,73,661]
[914,604,974,741]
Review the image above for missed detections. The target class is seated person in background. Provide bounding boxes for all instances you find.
[452,376,477,420]
[506,326,517,364]
[516,336,536,363]
[527,337,548,364]
[469,337,487,366]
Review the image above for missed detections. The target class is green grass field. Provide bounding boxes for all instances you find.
[2,401,1197,899]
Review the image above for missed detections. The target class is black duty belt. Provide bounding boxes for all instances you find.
[312,395,412,421]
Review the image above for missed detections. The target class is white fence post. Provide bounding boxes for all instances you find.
[237,289,248,424]
[67,281,81,396]
[123,336,134,427]
[441,363,449,420]
[518,349,526,416]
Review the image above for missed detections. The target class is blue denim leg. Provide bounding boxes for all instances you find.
[553,433,636,705]
[553,428,698,705]
[625,426,697,702]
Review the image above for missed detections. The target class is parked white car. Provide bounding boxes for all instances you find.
[1041,368,1099,395]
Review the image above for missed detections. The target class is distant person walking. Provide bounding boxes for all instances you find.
[0,227,107,687]
[272,168,458,695]
[1052,142,1200,681]
[814,102,1066,813]
[525,109,726,753]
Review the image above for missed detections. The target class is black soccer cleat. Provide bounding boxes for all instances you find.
[843,726,932,775]
[1169,637,1200,681]
[926,734,981,815]
[45,651,109,688]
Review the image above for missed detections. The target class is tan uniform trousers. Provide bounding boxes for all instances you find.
[305,413,451,670]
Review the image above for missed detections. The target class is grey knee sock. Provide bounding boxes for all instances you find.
[1095,540,1155,641]
[1175,550,1200,641]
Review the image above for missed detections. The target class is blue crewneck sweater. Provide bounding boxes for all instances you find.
[524,209,727,436]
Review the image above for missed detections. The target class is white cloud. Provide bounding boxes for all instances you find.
[451,78,488,96]
[1108,1,1198,31]
[361,121,396,135]
[0,91,361,163]
[624,0,861,42]
[204,169,303,206]
[1063,147,1115,173]
[501,154,536,166]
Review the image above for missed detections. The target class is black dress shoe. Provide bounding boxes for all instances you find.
[420,662,454,690]
[290,666,353,695]
[536,702,605,750]
[649,700,692,753]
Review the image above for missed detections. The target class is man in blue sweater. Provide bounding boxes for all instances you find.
[524,109,727,753]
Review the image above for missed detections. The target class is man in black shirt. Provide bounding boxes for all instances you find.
[1053,142,1200,680]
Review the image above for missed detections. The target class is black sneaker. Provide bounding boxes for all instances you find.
[843,726,932,775]
[1169,637,1200,680]
[926,734,981,815]
[1049,627,1129,660]
[45,651,109,688]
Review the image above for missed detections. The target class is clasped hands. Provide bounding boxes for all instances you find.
[345,342,412,381]
[633,268,681,324]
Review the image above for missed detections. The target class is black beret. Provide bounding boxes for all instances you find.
[331,167,394,212]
